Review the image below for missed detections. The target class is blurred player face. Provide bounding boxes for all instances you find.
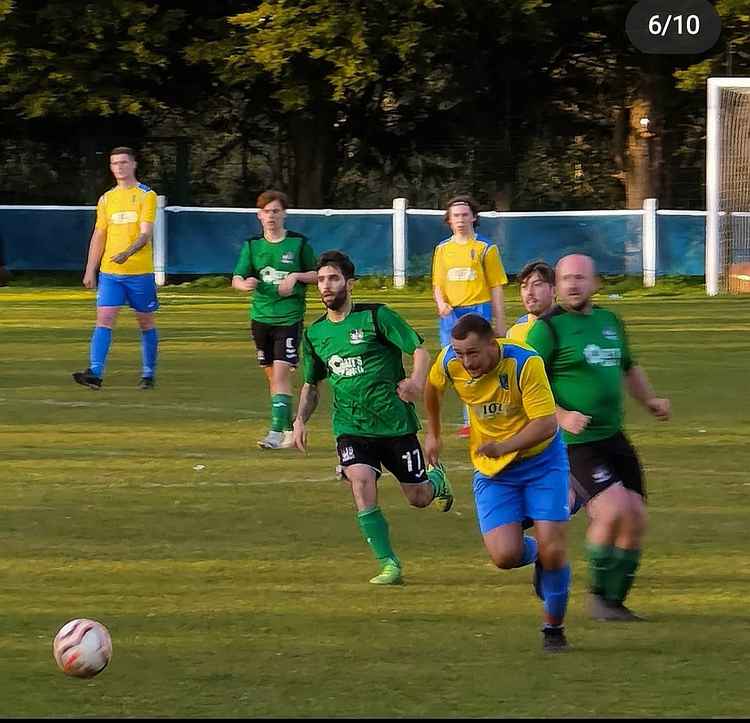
[520,271,555,316]
[318,264,352,311]
[110,153,136,184]
[556,254,597,311]
[451,332,500,378]
[447,203,476,236]
[258,199,286,236]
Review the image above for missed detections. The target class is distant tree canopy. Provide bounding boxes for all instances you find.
[0,1,746,209]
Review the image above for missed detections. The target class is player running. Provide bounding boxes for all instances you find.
[292,250,454,586]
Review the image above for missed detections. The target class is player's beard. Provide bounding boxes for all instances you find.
[565,296,590,312]
[323,288,348,311]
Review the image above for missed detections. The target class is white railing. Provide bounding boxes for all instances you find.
[1,197,705,290]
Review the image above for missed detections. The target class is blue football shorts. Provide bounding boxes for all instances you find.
[473,432,570,534]
[97,272,159,313]
[439,301,493,348]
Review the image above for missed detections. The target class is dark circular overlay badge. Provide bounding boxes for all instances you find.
[626,0,722,54]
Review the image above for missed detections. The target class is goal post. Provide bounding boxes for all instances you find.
[706,77,750,295]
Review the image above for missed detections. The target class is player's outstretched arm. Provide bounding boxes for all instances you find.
[625,366,670,420]
[292,382,320,452]
[423,380,444,466]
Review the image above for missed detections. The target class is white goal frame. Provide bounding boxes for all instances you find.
[706,77,750,295]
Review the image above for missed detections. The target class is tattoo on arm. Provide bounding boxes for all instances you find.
[296,384,320,423]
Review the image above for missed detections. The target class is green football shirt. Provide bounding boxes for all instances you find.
[233,232,317,325]
[303,303,424,438]
[525,305,634,445]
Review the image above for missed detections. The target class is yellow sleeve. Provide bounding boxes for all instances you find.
[94,195,108,231]
[506,323,525,343]
[428,348,450,392]
[483,244,508,287]
[141,191,157,224]
[519,355,556,419]
[431,245,445,289]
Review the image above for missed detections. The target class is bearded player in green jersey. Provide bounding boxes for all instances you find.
[526,254,670,622]
[292,250,454,585]
[232,190,318,449]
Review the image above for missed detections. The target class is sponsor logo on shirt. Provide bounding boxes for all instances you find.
[446,267,477,282]
[259,266,289,285]
[583,344,621,367]
[328,355,365,377]
[475,401,508,418]
[349,329,365,345]
[111,211,138,224]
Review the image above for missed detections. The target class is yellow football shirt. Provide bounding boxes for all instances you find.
[506,313,537,343]
[429,339,557,476]
[431,235,508,307]
[96,184,157,275]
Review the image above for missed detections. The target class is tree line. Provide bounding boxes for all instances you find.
[1,0,747,210]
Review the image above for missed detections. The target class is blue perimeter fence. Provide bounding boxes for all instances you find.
[0,201,706,282]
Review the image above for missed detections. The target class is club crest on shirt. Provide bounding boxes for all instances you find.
[602,327,619,342]
[498,373,509,390]
[281,251,295,264]
[349,329,365,345]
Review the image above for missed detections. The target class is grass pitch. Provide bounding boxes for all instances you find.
[1,283,748,717]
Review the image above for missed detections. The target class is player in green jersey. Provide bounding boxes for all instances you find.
[292,250,454,586]
[232,190,318,449]
[526,254,670,622]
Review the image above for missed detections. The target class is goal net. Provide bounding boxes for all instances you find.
[706,78,750,294]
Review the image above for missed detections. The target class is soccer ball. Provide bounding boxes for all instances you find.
[52,619,112,678]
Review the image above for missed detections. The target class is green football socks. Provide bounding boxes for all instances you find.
[586,542,616,597]
[357,507,399,568]
[587,542,642,604]
[270,393,293,432]
[607,547,642,603]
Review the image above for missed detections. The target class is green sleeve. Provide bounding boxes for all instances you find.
[302,331,327,385]
[301,239,317,272]
[525,319,555,366]
[233,241,253,277]
[617,315,635,371]
[376,305,424,354]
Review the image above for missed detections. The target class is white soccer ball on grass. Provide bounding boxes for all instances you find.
[52,618,112,678]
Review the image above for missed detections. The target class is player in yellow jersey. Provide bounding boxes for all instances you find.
[72,147,159,390]
[507,260,556,344]
[424,313,572,652]
[431,196,508,437]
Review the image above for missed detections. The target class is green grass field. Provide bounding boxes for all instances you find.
[1,283,749,718]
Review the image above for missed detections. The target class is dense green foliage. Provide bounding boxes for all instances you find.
[0,2,747,208]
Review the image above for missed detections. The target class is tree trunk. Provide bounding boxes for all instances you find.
[287,106,338,207]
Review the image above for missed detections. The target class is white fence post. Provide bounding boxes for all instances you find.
[392,197,407,288]
[154,195,167,286]
[642,198,657,287]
